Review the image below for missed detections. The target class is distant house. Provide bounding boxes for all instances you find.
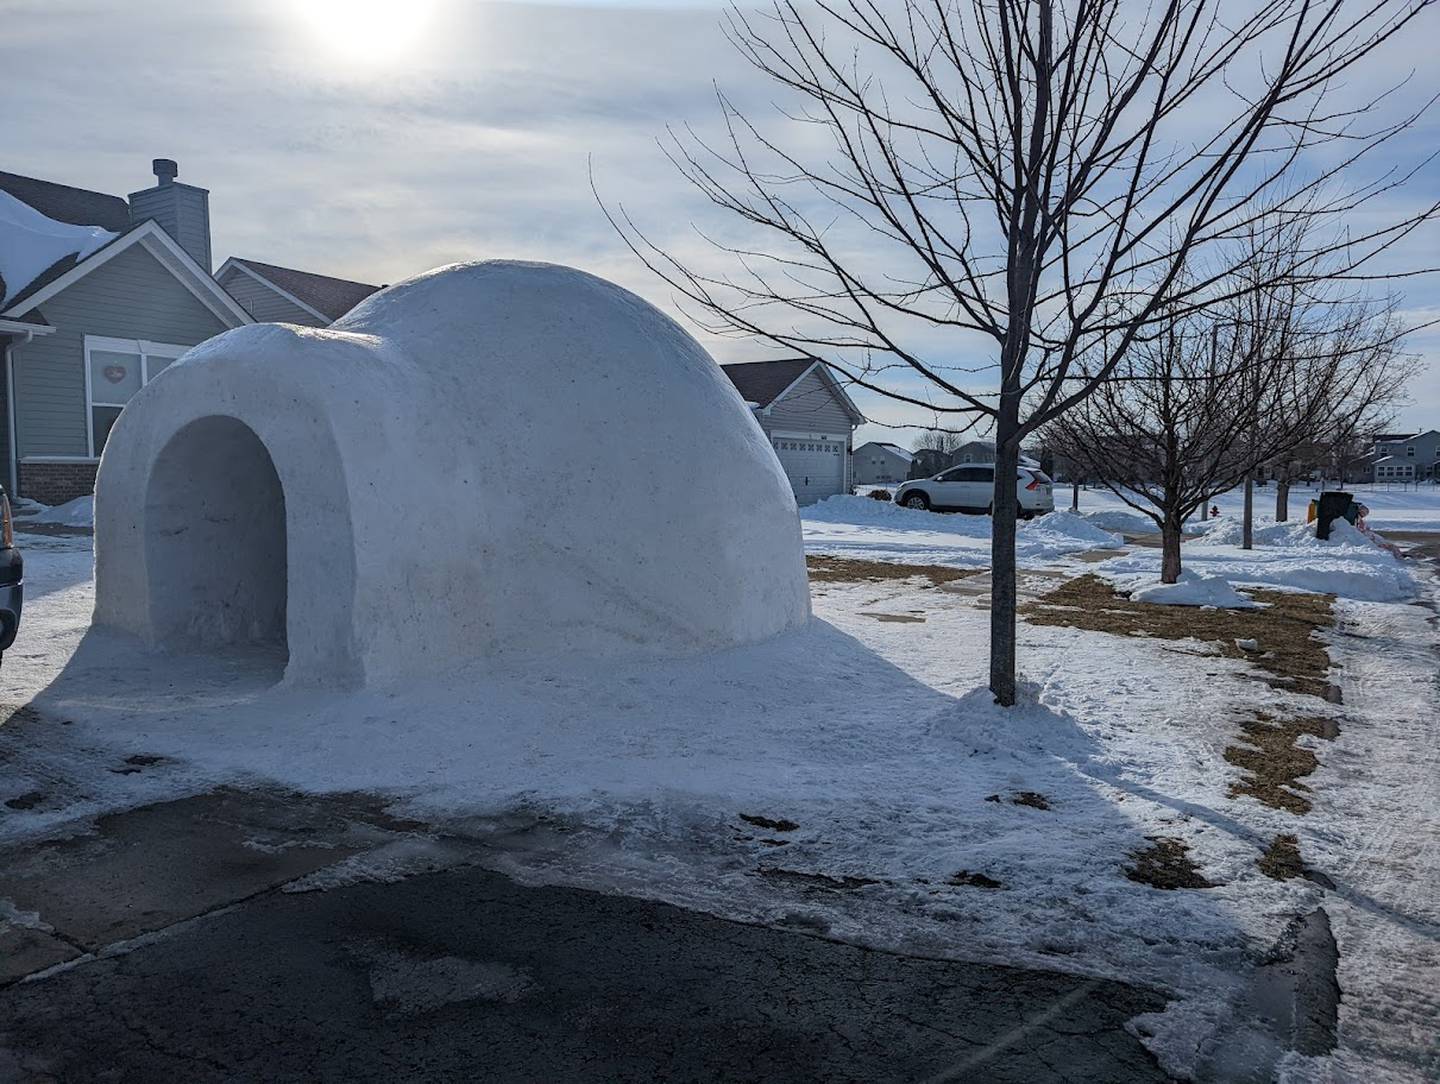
[852,441,913,485]
[1373,430,1439,483]
[953,440,996,464]
[909,447,950,479]
[0,159,385,504]
[215,258,379,327]
[722,359,864,505]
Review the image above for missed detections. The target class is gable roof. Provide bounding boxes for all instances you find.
[1,219,252,328]
[721,358,865,425]
[857,441,914,461]
[0,170,131,232]
[219,257,381,323]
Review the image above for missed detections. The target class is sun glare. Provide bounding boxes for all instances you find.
[293,0,438,65]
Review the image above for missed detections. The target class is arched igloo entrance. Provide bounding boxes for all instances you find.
[144,416,288,658]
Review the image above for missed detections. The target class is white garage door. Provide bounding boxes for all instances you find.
[772,435,847,505]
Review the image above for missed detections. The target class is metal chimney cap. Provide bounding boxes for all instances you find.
[152,158,179,184]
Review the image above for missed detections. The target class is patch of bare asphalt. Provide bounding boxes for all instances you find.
[1124,837,1217,890]
[947,870,1004,889]
[985,791,1052,810]
[806,554,982,587]
[738,813,799,833]
[1021,573,1336,700]
[0,804,1172,1083]
[1225,713,1339,815]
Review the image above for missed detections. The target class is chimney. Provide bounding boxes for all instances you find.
[128,157,212,272]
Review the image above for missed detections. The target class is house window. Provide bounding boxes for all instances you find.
[85,336,189,457]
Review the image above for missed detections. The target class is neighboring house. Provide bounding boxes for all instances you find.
[1372,429,1440,483]
[852,441,913,485]
[1,161,252,503]
[909,447,950,479]
[215,258,379,327]
[722,359,864,505]
[953,440,996,465]
[0,159,385,504]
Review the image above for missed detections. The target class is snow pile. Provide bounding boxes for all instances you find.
[0,190,116,304]
[1194,517,1314,548]
[1020,510,1123,550]
[28,495,94,528]
[804,494,986,533]
[1101,514,1416,602]
[801,497,1124,567]
[1077,508,1157,535]
[1113,570,1263,609]
[93,261,810,686]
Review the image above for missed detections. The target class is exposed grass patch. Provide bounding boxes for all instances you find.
[1259,834,1305,880]
[1022,574,1335,699]
[806,555,982,587]
[756,868,881,892]
[1125,837,1216,890]
[1225,713,1339,815]
[947,870,1004,889]
[739,813,799,833]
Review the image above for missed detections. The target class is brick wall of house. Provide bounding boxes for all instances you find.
[19,461,98,506]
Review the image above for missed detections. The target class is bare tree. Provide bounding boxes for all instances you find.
[605,0,1438,704]
[1047,294,1414,582]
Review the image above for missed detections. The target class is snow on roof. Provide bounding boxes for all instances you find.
[877,442,914,461]
[0,188,118,308]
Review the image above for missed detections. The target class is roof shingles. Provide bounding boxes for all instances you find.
[229,258,381,322]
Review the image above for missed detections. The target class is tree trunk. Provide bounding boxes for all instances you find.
[1161,512,1183,584]
[1275,480,1290,522]
[1071,480,1079,511]
[988,422,1021,707]
[1242,474,1254,550]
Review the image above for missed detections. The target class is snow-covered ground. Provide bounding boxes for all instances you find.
[801,496,1121,567]
[2,525,1437,1080]
[1065,481,1440,534]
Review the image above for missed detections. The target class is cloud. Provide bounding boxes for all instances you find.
[5,0,1437,436]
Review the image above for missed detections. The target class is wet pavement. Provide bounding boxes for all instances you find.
[0,787,1171,1083]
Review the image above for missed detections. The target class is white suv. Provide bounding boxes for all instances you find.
[893,464,1055,518]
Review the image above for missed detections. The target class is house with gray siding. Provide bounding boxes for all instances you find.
[852,441,913,485]
[1373,429,1440,483]
[1,159,384,504]
[722,359,864,504]
[215,258,380,327]
[1,161,252,503]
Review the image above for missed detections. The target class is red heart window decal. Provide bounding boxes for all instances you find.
[103,365,128,384]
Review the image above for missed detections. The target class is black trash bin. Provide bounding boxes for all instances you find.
[1316,490,1353,540]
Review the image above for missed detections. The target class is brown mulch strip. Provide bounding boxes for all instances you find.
[1021,574,1335,699]
[1225,713,1339,815]
[1125,837,1216,890]
[1258,834,1306,880]
[806,555,982,587]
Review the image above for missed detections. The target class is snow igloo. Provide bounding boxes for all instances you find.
[93,261,811,687]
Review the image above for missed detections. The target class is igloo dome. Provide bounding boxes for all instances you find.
[93,261,810,687]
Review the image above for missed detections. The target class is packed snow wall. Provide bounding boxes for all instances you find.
[93,260,811,687]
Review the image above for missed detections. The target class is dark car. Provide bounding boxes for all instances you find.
[0,486,22,661]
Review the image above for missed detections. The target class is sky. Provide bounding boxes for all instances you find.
[4,0,1438,445]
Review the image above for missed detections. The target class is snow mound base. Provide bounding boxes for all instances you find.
[1114,570,1264,609]
[1077,508,1157,536]
[1021,510,1123,550]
